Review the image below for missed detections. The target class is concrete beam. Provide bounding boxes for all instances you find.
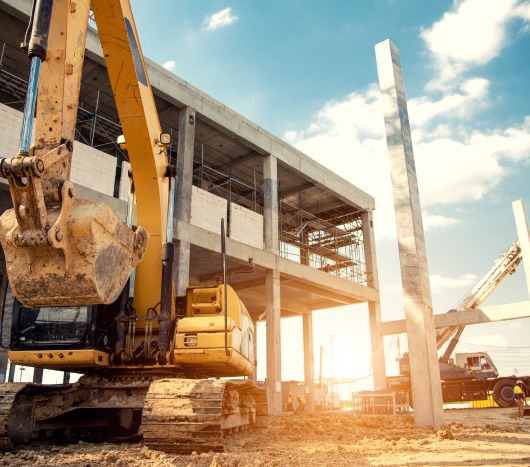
[174,221,379,304]
[235,289,311,315]
[379,301,530,335]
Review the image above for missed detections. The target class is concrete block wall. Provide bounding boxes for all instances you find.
[70,143,117,196]
[0,103,117,196]
[230,203,264,249]
[119,161,131,201]
[0,104,22,157]
[190,186,227,233]
[1,104,263,248]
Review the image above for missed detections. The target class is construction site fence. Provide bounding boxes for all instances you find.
[351,392,411,415]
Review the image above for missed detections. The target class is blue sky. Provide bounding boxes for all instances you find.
[130,0,530,387]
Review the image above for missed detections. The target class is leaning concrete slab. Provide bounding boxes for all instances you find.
[375,39,444,427]
[379,301,530,335]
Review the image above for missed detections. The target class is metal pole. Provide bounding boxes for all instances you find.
[329,334,334,409]
[90,89,100,147]
[200,142,204,188]
[0,42,5,66]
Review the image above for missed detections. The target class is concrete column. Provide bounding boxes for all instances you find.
[376,39,444,427]
[360,210,386,390]
[265,268,282,413]
[302,312,315,411]
[33,368,43,384]
[0,261,8,383]
[513,200,530,298]
[174,107,196,296]
[263,154,279,254]
[251,327,258,386]
[7,363,15,383]
[263,154,282,413]
[7,363,17,383]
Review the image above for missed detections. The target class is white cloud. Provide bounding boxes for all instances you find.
[205,8,238,30]
[421,0,530,89]
[408,78,489,127]
[162,60,176,72]
[423,212,460,231]
[285,85,530,239]
[430,273,478,293]
[414,138,504,206]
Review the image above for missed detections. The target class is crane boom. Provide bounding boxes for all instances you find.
[437,241,522,363]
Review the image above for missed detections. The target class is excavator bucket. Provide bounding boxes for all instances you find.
[0,188,148,308]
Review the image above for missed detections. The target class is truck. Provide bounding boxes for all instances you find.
[389,350,530,408]
[0,0,266,451]
[388,241,530,407]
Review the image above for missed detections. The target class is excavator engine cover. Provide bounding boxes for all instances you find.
[0,193,148,308]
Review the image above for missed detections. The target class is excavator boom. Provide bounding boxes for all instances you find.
[0,0,157,308]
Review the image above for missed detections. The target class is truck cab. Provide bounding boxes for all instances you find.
[454,352,499,379]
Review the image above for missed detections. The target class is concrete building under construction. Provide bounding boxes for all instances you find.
[0,0,386,413]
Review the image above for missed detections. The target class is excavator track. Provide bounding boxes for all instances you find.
[0,378,267,453]
[142,379,268,452]
[0,383,28,450]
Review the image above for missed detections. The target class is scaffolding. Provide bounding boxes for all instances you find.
[280,200,367,285]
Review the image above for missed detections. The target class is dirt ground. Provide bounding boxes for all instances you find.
[1,408,529,466]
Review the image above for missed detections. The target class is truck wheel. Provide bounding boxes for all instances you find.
[492,378,516,408]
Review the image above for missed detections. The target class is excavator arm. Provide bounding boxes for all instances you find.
[0,0,171,320]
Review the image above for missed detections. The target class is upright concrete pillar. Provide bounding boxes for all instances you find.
[375,39,444,427]
[263,154,279,254]
[263,154,282,413]
[0,262,9,383]
[513,200,530,297]
[302,312,315,411]
[33,368,43,384]
[265,269,282,413]
[251,328,258,386]
[174,107,196,295]
[360,210,386,390]
[7,363,15,383]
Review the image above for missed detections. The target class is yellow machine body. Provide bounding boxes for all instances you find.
[1,0,257,379]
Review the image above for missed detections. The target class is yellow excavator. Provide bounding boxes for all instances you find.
[0,0,267,452]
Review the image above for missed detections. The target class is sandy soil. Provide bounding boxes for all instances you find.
[1,408,529,466]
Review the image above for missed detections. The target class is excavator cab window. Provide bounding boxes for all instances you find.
[6,282,119,352]
[10,299,91,349]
